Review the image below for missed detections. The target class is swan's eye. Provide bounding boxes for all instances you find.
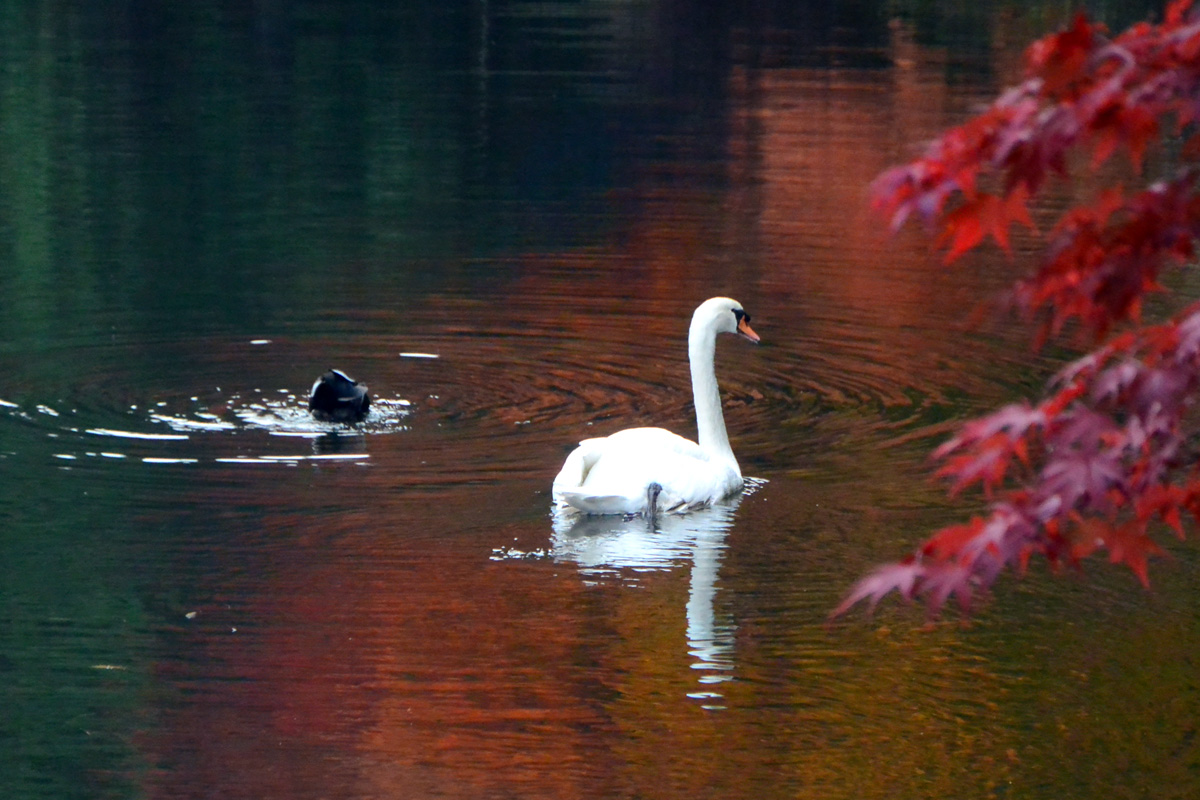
[733,308,750,324]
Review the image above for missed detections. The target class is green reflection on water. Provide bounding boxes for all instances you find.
[1,443,152,800]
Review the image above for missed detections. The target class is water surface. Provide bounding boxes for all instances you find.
[2,2,1198,799]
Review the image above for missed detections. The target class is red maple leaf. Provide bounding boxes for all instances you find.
[1028,14,1100,98]
[1135,483,1187,536]
[922,518,987,560]
[937,190,1037,263]
[832,560,924,617]
[1102,519,1165,587]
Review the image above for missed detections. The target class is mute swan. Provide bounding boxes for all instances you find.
[552,297,760,515]
[309,369,370,421]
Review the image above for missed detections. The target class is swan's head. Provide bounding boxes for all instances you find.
[693,297,760,344]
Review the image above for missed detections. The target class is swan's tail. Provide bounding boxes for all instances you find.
[552,442,596,491]
[552,439,616,513]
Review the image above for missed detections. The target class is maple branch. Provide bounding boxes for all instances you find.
[838,1,1200,618]
[836,305,1200,617]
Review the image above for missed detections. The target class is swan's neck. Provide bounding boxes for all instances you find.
[689,327,737,470]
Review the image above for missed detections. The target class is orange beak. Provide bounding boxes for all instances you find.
[737,317,760,343]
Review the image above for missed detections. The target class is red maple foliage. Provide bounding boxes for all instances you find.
[837,0,1200,617]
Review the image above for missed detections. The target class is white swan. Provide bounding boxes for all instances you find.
[552,297,760,515]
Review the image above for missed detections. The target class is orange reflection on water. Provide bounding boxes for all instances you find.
[147,487,622,799]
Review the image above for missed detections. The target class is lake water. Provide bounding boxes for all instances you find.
[3,2,1198,799]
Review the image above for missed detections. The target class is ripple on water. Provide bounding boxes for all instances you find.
[151,391,412,437]
[0,287,1050,495]
[388,291,1054,480]
[0,386,412,470]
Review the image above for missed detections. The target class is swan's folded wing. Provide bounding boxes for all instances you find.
[554,490,642,515]
[552,427,735,515]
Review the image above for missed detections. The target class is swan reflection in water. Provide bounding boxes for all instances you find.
[550,496,744,708]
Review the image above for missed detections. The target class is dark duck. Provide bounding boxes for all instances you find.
[309,369,370,422]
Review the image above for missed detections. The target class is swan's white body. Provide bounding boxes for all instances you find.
[552,297,759,515]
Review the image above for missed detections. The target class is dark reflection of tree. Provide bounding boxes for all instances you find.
[0,0,1160,355]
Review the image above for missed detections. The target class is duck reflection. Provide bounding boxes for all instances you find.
[310,429,366,455]
[550,498,740,706]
